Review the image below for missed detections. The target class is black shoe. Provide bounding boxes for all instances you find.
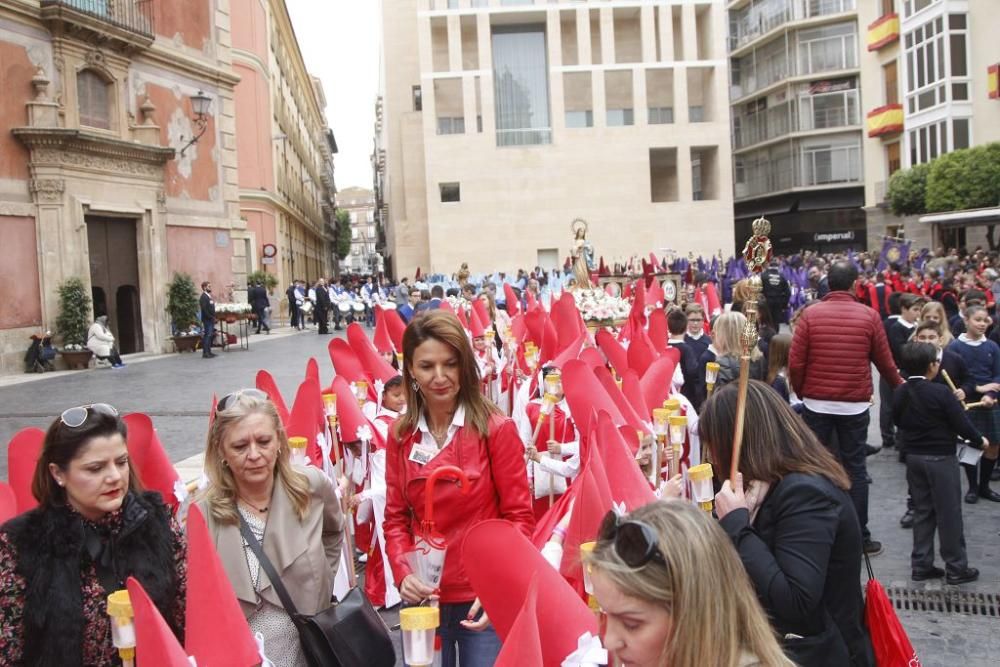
[946,567,979,585]
[965,490,979,504]
[202,353,213,359]
[863,539,884,556]
[882,441,895,449]
[865,444,882,457]
[978,488,1000,502]
[992,467,1000,481]
[900,509,914,529]
[912,566,945,581]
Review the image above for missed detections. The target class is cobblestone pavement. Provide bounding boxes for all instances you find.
[1,339,997,663]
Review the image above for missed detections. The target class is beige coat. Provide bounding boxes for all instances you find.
[198,466,345,618]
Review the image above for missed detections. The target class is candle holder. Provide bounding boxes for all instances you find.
[662,398,681,417]
[705,361,720,395]
[352,380,369,406]
[288,436,308,465]
[580,541,597,595]
[106,590,136,666]
[668,415,687,480]
[544,370,562,397]
[688,463,715,513]
[322,392,337,417]
[652,408,670,485]
[400,606,440,667]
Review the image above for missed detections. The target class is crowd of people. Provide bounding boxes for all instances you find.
[5,241,1000,666]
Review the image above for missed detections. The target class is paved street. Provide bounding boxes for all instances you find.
[1,328,998,664]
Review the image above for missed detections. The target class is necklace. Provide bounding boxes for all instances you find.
[430,427,449,447]
[239,496,269,513]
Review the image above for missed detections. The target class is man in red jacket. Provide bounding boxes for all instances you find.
[790,261,904,556]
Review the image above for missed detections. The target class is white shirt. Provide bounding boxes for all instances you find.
[416,403,466,452]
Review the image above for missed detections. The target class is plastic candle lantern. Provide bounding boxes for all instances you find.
[705,362,721,395]
[688,463,715,512]
[321,392,337,417]
[668,415,687,448]
[288,436,308,465]
[580,541,597,594]
[353,380,368,406]
[399,606,439,667]
[662,398,681,417]
[106,590,136,666]
[652,408,670,438]
[396,352,404,366]
[544,370,562,396]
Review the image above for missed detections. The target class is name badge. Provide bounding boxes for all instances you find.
[408,443,436,466]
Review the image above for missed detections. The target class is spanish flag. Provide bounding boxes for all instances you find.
[867,104,904,138]
[867,13,900,51]
[989,64,999,100]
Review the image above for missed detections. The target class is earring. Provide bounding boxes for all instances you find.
[57,481,65,487]
[412,380,420,393]
[222,459,229,468]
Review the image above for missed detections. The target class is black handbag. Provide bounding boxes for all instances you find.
[238,515,396,667]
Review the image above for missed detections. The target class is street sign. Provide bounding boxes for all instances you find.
[262,257,275,265]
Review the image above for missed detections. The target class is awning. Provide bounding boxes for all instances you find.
[918,207,1000,225]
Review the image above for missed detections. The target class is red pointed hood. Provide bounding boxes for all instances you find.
[286,376,325,465]
[560,449,614,593]
[593,366,651,436]
[640,355,678,411]
[646,279,666,309]
[552,292,584,353]
[525,290,538,312]
[562,359,624,436]
[463,520,598,665]
[626,328,659,378]
[597,411,656,510]
[328,338,367,384]
[578,346,607,372]
[255,370,290,429]
[185,505,260,665]
[0,482,18,523]
[504,283,521,316]
[620,369,650,420]
[6,428,43,513]
[704,282,722,317]
[494,575,544,667]
[551,331,587,369]
[123,414,181,508]
[305,357,320,386]
[469,307,487,338]
[331,375,377,445]
[454,304,470,332]
[647,307,668,353]
[384,308,407,354]
[347,322,399,384]
[373,305,394,354]
[595,329,628,377]
[128,578,190,665]
[471,298,491,329]
[619,280,646,342]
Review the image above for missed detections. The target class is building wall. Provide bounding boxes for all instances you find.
[382,0,734,276]
[338,186,377,274]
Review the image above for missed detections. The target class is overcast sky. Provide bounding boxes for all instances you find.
[286,0,380,192]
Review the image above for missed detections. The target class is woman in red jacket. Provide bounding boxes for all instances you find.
[384,310,534,666]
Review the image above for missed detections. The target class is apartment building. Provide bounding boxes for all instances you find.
[379,0,735,278]
[862,0,1000,250]
[727,0,865,253]
[0,0,244,371]
[337,186,381,274]
[232,0,337,291]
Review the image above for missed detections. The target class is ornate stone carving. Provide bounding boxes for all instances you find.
[156,190,167,213]
[32,148,162,178]
[31,67,51,101]
[84,49,107,70]
[29,178,65,204]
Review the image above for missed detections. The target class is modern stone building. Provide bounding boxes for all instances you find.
[861,0,1000,250]
[378,0,735,278]
[336,186,380,275]
[231,0,336,293]
[0,0,245,372]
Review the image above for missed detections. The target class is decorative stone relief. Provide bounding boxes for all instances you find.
[29,178,65,204]
[31,149,161,178]
[156,190,167,213]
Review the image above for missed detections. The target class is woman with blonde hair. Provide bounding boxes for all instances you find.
[586,500,792,667]
[920,300,953,346]
[693,311,764,408]
[198,390,344,667]
[705,381,874,666]
[384,310,533,666]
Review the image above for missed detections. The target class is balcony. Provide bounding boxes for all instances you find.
[735,140,862,200]
[40,0,154,51]
[729,0,857,53]
[866,13,899,52]
[866,103,903,138]
[735,90,860,150]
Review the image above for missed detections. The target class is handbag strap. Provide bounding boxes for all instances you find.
[238,513,302,617]
[863,550,875,582]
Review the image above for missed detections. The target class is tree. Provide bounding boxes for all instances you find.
[247,269,278,292]
[925,143,1000,213]
[335,208,352,261]
[887,163,930,217]
[165,272,200,334]
[56,277,92,347]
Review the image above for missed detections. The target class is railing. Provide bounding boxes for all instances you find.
[730,0,856,51]
[736,142,862,199]
[41,0,154,38]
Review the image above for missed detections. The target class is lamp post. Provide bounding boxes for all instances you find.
[179,90,212,157]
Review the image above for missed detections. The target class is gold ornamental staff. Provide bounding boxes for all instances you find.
[731,217,773,483]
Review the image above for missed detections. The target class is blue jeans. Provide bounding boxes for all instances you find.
[802,407,871,540]
[201,319,215,354]
[437,601,501,667]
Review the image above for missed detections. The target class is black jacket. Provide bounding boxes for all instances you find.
[720,473,874,667]
[199,290,215,323]
[762,268,791,306]
[250,285,270,310]
[936,348,975,397]
[886,319,916,367]
[1,492,181,666]
[668,340,699,406]
[893,377,981,455]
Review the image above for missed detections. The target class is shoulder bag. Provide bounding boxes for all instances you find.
[238,514,396,667]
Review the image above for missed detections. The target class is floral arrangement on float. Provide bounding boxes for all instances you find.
[572,288,630,327]
[215,302,252,315]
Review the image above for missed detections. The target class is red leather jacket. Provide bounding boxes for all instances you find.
[789,291,903,402]
[384,413,534,603]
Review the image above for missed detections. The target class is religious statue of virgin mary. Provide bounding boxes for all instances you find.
[571,218,595,289]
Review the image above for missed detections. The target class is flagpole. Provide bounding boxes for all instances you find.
[731,217,772,484]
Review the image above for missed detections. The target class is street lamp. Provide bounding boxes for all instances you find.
[179,90,212,157]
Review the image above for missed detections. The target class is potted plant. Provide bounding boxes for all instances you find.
[166,272,201,352]
[56,277,94,369]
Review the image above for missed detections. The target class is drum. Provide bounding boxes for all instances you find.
[338,301,352,314]
[352,301,365,313]
[300,300,313,315]
[382,301,397,310]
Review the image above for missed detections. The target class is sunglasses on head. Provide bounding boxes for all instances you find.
[217,388,269,413]
[597,509,666,569]
[60,403,119,429]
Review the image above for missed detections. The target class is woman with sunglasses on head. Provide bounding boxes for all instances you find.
[0,404,186,665]
[384,310,534,667]
[197,390,344,667]
[586,501,792,667]
[705,382,875,667]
